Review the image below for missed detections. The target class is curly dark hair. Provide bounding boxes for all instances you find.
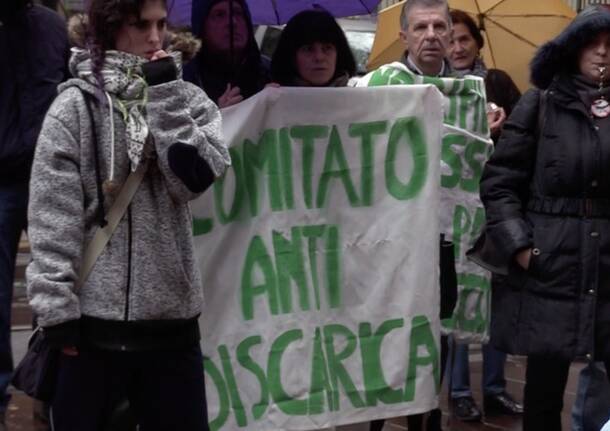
[87,0,168,90]
[271,9,356,86]
[88,0,168,51]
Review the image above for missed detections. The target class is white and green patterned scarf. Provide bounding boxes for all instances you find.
[69,48,182,171]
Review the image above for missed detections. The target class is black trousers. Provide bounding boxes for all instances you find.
[50,344,208,431]
[523,356,610,431]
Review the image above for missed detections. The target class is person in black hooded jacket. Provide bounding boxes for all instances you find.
[270,9,356,88]
[184,0,270,108]
[0,1,68,428]
[479,6,610,431]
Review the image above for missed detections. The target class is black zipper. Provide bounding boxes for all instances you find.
[124,206,133,321]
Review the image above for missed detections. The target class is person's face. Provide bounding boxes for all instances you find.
[202,0,249,54]
[579,31,610,82]
[295,41,337,86]
[400,5,451,74]
[114,0,167,60]
[448,22,480,70]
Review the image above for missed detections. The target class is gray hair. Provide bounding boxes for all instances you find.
[400,0,451,30]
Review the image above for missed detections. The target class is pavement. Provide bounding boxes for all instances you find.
[6,237,585,430]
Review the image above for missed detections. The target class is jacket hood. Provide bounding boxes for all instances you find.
[191,0,255,40]
[185,0,270,103]
[190,0,260,63]
[531,6,610,89]
[67,14,201,63]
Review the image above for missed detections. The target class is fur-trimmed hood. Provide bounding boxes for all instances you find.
[67,14,201,63]
[531,6,610,89]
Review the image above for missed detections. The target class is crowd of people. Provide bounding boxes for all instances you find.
[1,0,610,429]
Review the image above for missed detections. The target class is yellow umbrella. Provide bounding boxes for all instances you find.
[367,0,576,92]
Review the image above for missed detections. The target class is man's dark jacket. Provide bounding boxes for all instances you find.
[0,5,69,184]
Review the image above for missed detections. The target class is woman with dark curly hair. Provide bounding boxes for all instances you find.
[26,0,230,429]
[479,6,610,430]
[271,9,356,87]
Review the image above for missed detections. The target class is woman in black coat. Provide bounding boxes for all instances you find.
[479,6,610,431]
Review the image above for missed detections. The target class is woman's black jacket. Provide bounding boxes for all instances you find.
[480,76,610,362]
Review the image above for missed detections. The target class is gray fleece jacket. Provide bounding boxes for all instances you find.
[26,71,229,344]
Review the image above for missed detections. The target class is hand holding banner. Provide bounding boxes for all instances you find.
[192,85,444,430]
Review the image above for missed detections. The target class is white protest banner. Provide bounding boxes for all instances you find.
[192,86,443,430]
[359,64,493,343]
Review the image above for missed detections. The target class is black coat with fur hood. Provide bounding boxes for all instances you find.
[479,6,610,361]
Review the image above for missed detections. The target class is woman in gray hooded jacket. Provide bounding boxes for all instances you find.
[26,0,230,429]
